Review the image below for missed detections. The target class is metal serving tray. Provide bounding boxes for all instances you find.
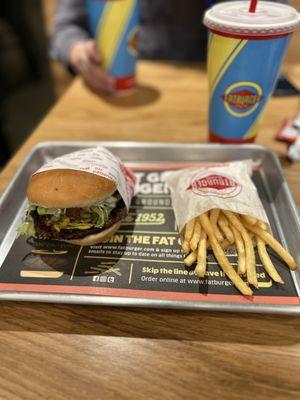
[0,142,299,314]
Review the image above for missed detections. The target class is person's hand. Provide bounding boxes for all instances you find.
[69,40,115,95]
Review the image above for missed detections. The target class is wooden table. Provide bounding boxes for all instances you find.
[0,60,300,399]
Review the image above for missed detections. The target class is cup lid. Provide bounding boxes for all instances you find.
[204,1,300,37]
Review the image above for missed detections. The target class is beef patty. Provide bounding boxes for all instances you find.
[32,199,127,240]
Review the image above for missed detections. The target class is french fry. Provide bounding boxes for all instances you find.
[190,220,202,251]
[210,208,220,225]
[206,238,231,250]
[218,213,234,244]
[244,223,297,270]
[231,225,246,275]
[220,239,232,250]
[256,237,284,284]
[180,209,294,295]
[241,214,257,225]
[182,240,190,255]
[257,221,267,230]
[184,251,197,267]
[184,218,195,243]
[195,230,207,277]
[199,213,253,296]
[223,210,257,287]
[251,235,257,249]
[210,209,224,242]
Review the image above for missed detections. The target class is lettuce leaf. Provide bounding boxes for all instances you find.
[17,220,35,237]
[86,196,118,228]
[18,194,120,236]
[36,207,64,217]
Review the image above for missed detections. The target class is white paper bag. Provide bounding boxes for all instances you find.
[165,160,268,232]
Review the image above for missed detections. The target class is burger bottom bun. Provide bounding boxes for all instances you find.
[63,220,122,246]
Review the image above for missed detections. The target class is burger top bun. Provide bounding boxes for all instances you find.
[28,169,117,208]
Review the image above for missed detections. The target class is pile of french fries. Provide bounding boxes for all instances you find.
[181,209,297,296]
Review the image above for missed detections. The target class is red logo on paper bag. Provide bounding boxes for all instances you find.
[186,172,242,198]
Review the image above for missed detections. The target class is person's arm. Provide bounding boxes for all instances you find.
[50,0,90,69]
[50,0,115,94]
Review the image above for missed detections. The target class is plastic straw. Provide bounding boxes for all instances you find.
[249,0,258,13]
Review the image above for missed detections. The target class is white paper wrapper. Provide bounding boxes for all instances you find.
[165,160,268,233]
[288,136,300,162]
[34,147,136,210]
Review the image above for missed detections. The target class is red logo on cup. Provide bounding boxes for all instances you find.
[127,26,139,56]
[222,89,263,111]
[186,172,242,198]
[222,82,263,118]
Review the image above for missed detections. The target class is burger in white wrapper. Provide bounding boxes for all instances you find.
[166,160,268,234]
[18,147,136,246]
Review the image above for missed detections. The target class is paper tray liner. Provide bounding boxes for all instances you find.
[0,165,298,305]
